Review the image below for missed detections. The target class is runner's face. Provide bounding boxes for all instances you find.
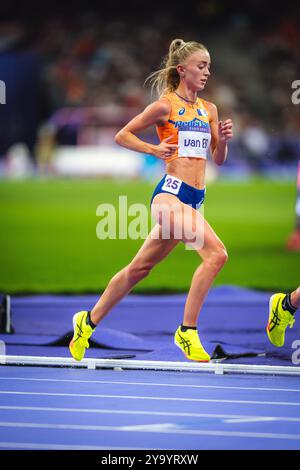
[179,50,211,91]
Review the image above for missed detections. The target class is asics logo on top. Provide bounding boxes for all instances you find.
[178,107,185,115]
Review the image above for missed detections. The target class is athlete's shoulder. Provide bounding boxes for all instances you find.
[143,96,171,115]
[156,96,172,111]
[200,98,217,112]
[143,96,171,126]
[158,91,174,107]
[149,95,172,120]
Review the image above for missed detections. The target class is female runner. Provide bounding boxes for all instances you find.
[69,38,233,362]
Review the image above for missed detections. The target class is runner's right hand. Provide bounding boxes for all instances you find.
[152,136,179,159]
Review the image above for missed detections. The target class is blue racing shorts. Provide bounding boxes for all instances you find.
[150,173,206,210]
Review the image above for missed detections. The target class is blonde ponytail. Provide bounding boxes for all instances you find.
[145,38,208,97]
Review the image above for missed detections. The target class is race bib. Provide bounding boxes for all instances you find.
[178,128,211,158]
[162,174,182,195]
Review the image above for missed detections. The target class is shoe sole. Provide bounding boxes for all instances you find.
[174,338,210,363]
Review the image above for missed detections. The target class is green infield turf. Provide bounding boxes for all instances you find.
[0,177,299,293]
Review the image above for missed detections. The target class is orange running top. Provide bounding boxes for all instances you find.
[156,91,212,163]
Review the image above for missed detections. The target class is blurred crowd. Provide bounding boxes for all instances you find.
[0,1,300,173]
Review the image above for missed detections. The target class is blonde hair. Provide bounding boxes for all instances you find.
[145,38,208,97]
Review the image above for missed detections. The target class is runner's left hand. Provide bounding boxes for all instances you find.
[218,119,233,143]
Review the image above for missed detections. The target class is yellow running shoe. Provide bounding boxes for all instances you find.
[69,311,95,361]
[174,326,210,362]
[267,293,295,347]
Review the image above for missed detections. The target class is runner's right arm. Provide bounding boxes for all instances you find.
[115,100,178,160]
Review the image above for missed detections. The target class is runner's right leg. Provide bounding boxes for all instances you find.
[90,223,179,324]
[70,224,179,360]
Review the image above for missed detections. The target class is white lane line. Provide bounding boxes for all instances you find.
[0,442,149,450]
[1,405,300,423]
[122,423,177,432]
[0,376,299,393]
[0,390,300,407]
[223,417,278,424]
[1,421,300,440]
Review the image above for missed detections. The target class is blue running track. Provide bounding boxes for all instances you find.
[0,366,300,450]
[0,286,300,450]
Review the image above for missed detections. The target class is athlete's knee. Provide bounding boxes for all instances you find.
[204,246,228,271]
[219,247,229,266]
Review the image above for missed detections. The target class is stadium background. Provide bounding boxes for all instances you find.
[0,0,299,294]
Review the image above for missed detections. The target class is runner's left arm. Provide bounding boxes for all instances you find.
[208,102,233,166]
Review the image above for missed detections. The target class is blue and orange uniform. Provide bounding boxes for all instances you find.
[150,91,212,210]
